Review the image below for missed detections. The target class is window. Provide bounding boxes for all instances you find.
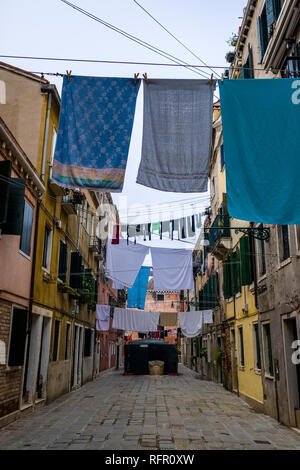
[52,320,60,362]
[220,144,225,170]
[42,225,52,270]
[157,294,164,301]
[257,5,268,62]
[65,323,71,360]
[49,128,57,179]
[253,323,262,371]
[8,308,28,367]
[262,323,274,377]
[295,225,300,252]
[20,201,33,256]
[58,241,68,282]
[278,225,290,262]
[238,327,245,367]
[256,225,266,276]
[84,328,92,357]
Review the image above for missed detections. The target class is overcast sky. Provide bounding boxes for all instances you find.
[1,0,246,249]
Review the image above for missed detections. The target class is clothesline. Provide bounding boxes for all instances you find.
[0,55,290,73]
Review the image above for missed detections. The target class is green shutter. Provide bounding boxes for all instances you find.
[2,178,25,235]
[257,15,268,62]
[0,161,12,225]
[70,252,82,289]
[248,44,254,78]
[230,251,241,296]
[223,258,231,299]
[266,0,282,29]
[240,236,254,286]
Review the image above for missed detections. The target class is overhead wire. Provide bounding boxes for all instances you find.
[57,0,210,80]
[132,0,221,79]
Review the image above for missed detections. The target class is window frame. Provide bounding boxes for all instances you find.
[42,223,53,272]
[19,200,34,258]
[157,293,165,302]
[52,319,61,362]
[238,326,245,368]
[7,305,28,369]
[262,322,274,378]
[277,225,291,264]
[253,322,262,372]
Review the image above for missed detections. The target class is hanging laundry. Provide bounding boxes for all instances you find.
[152,222,160,235]
[126,266,151,310]
[187,215,196,237]
[112,280,124,290]
[203,310,213,324]
[195,214,202,228]
[159,312,178,327]
[112,307,159,333]
[151,247,194,290]
[161,220,170,237]
[111,224,120,244]
[179,310,205,338]
[136,79,215,192]
[219,78,300,224]
[52,75,140,191]
[180,217,187,239]
[96,305,111,331]
[105,238,149,288]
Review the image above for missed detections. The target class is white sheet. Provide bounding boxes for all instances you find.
[112,307,159,333]
[96,305,111,331]
[105,239,149,288]
[179,310,212,338]
[150,247,194,290]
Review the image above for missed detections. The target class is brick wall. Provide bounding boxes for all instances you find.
[0,300,23,418]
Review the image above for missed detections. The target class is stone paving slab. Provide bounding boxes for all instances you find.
[0,364,299,450]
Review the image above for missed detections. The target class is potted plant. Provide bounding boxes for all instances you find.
[199,347,208,359]
[214,350,222,368]
[57,280,71,293]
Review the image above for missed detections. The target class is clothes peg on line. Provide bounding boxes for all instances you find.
[66,70,72,82]
[134,73,139,84]
[143,73,149,84]
[221,73,224,84]
[209,73,214,85]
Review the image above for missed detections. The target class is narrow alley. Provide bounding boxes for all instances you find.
[0,365,299,451]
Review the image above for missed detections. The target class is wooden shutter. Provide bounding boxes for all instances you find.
[8,308,28,366]
[0,161,12,225]
[240,236,254,286]
[2,178,25,236]
[223,258,230,299]
[58,241,67,282]
[230,251,241,296]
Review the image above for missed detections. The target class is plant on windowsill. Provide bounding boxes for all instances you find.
[199,347,208,359]
[57,280,71,293]
[68,288,81,299]
[214,351,222,368]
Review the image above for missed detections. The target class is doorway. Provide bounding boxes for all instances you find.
[230,328,238,392]
[283,315,300,427]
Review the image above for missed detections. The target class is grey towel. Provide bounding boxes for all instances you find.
[136,79,215,192]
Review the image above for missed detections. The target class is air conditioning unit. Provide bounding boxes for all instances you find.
[55,219,62,229]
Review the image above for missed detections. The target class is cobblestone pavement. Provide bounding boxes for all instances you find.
[0,365,300,450]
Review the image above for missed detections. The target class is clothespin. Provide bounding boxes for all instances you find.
[221,73,224,84]
[209,73,214,85]
[134,73,139,85]
[66,70,72,82]
[143,73,149,84]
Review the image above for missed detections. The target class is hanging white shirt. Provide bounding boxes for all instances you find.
[105,239,149,288]
[151,247,194,291]
[112,307,159,333]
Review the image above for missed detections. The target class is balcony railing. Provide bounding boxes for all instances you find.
[209,214,230,248]
[89,235,101,252]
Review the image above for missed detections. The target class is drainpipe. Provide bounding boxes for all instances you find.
[41,92,52,181]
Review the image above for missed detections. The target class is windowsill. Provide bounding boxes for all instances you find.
[258,274,267,283]
[6,365,22,372]
[276,257,292,271]
[19,250,31,261]
[265,374,274,381]
[42,266,50,274]
[239,365,245,371]
[235,292,241,299]
[254,369,262,375]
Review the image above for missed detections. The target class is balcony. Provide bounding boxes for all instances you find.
[61,195,77,215]
[89,235,101,253]
[209,214,231,261]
